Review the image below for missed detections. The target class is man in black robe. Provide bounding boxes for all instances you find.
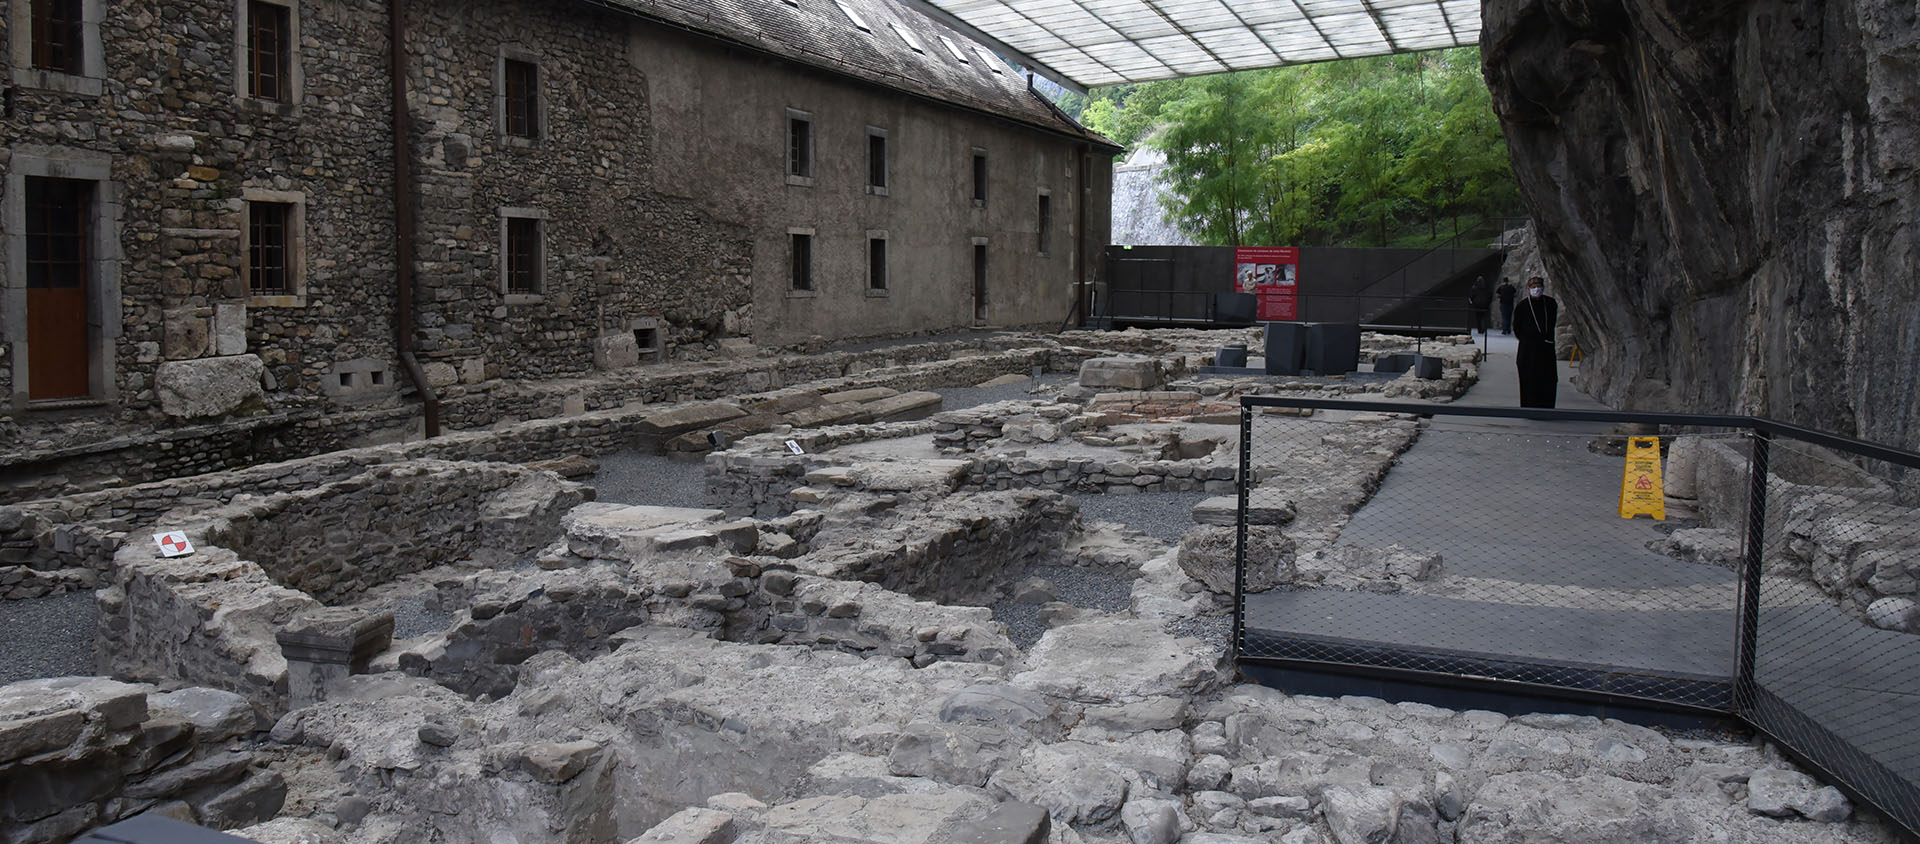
[1512,276,1559,408]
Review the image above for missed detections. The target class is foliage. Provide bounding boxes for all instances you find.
[1067,48,1523,247]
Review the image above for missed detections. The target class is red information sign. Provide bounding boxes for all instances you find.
[1235,246,1299,321]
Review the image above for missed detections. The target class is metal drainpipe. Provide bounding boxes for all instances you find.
[390,0,439,437]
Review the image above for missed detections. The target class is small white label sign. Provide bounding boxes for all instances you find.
[785,440,805,455]
[153,531,195,558]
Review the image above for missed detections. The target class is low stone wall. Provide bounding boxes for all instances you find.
[0,678,284,842]
[1692,436,1919,631]
[0,338,1095,508]
[95,460,588,711]
[0,346,1087,596]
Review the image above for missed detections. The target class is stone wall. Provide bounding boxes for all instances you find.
[0,678,284,841]
[1482,0,1920,452]
[94,460,587,709]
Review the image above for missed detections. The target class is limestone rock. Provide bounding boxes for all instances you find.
[1177,525,1294,594]
[1119,796,1183,844]
[1867,597,1916,632]
[1012,617,1224,704]
[1747,767,1851,822]
[638,402,748,437]
[1191,496,1295,527]
[886,721,1023,787]
[148,687,255,742]
[938,684,1059,737]
[155,354,267,418]
[1295,543,1440,590]
[232,818,346,844]
[595,334,641,370]
[1080,357,1166,390]
[630,806,736,843]
[520,740,602,784]
[1321,786,1403,844]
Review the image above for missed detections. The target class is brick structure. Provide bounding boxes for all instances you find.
[0,0,1117,490]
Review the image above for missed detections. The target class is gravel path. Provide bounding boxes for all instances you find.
[588,451,710,507]
[936,373,1072,412]
[1076,491,1209,543]
[0,591,98,684]
[992,564,1134,649]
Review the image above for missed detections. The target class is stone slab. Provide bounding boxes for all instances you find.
[822,387,899,405]
[636,402,748,437]
[864,391,943,422]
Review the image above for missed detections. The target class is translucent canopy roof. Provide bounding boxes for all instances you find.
[900,0,1481,91]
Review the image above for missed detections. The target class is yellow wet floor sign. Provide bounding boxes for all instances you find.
[1619,436,1665,519]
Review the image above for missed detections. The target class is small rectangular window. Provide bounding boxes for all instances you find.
[974,45,1004,73]
[868,236,887,291]
[789,114,814,179]
[889,22,924,53]
[248,202,293,294]
[503,59,540,138]
[790,233,813,291]
[868,131,888,191]
[939,35,970,64]
[832,0,870,32]
[1037,193,1053,255]
[247,1,292,102]
[972,150,988,204]
[30,0,84,74]
[506,216,542,293]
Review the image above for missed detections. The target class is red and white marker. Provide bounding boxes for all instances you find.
[153,531,195,558]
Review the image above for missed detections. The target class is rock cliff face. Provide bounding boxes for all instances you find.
[1482,0,1920,450]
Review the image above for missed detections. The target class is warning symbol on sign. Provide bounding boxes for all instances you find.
[153,531,195,558]
[1619,437,1666,520]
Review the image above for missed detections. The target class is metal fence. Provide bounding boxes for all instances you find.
[1234,396,1920,838]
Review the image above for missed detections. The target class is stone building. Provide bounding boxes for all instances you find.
[0,0,1117,493]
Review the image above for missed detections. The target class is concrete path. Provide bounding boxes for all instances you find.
[1244,331,1920,798]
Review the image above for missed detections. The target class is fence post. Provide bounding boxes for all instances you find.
[1734,428,1772,712]
[1232,403,1252,662]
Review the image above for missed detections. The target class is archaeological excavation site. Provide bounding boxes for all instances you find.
[2,330,1908,844]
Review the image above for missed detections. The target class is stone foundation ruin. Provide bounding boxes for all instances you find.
[0,330,1896,844]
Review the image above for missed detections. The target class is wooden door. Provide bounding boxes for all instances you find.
[25,177,91,400]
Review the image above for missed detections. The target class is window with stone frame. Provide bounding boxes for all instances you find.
[246,0,292,103]
[1036,191,1053,255]
[789,232,814,292]
[248,201,294,294]
[29,0,83,73]
[867,128,889,193]
[971,149,988,205]
[503,58,540,139]
[868,233,888,291]
[505,216,543,294]
[788,111,814,182]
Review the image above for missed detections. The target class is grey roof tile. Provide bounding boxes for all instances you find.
[582,0,1116,147]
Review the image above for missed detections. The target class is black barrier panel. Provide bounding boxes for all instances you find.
[1233,395,1920,840]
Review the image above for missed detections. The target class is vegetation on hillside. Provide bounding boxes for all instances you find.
[1053,48,1524,248]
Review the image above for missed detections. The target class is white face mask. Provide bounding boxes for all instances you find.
[1528,288,1543,298]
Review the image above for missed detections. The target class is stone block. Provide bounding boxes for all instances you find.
[864,391,944,422]
[941,801,1050,844]
[1191,497,1295,527]
[596,334,642,370]
[638,402,748,437]
[277,608,395,708]
[192,769,287,829]
[424,362,460,388]
[784,402,871,429]
[156,355,266,419]
[149,688,255,742]
[975,374,1030,388]
[1079,357,1165,390]
[212,303,247,356]
[0,709,86,764]
[628,807,736,843]
[163,307,211,360]
[124,752,254,799]
[520,740,601,784]
[822,387,899,404]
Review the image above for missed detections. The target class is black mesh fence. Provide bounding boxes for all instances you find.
[1233,396,1920,837]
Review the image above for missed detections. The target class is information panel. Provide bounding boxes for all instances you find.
[1235,246,1299,321]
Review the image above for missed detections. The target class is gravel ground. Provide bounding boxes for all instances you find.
[588,450,710,507]
[935,373,1073,412]
[1075,491,1209,544]
[373,592,457,641]
[992,564,1134,649]
[0,591,98,684]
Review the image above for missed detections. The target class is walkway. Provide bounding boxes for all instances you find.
[1246,335,1739,703]
[1243,332,1920,815]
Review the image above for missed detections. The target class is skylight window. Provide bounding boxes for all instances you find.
[890,22,925,53]
[973,45,1004,73]
[939,35,970,63]
[833,0,870,32]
